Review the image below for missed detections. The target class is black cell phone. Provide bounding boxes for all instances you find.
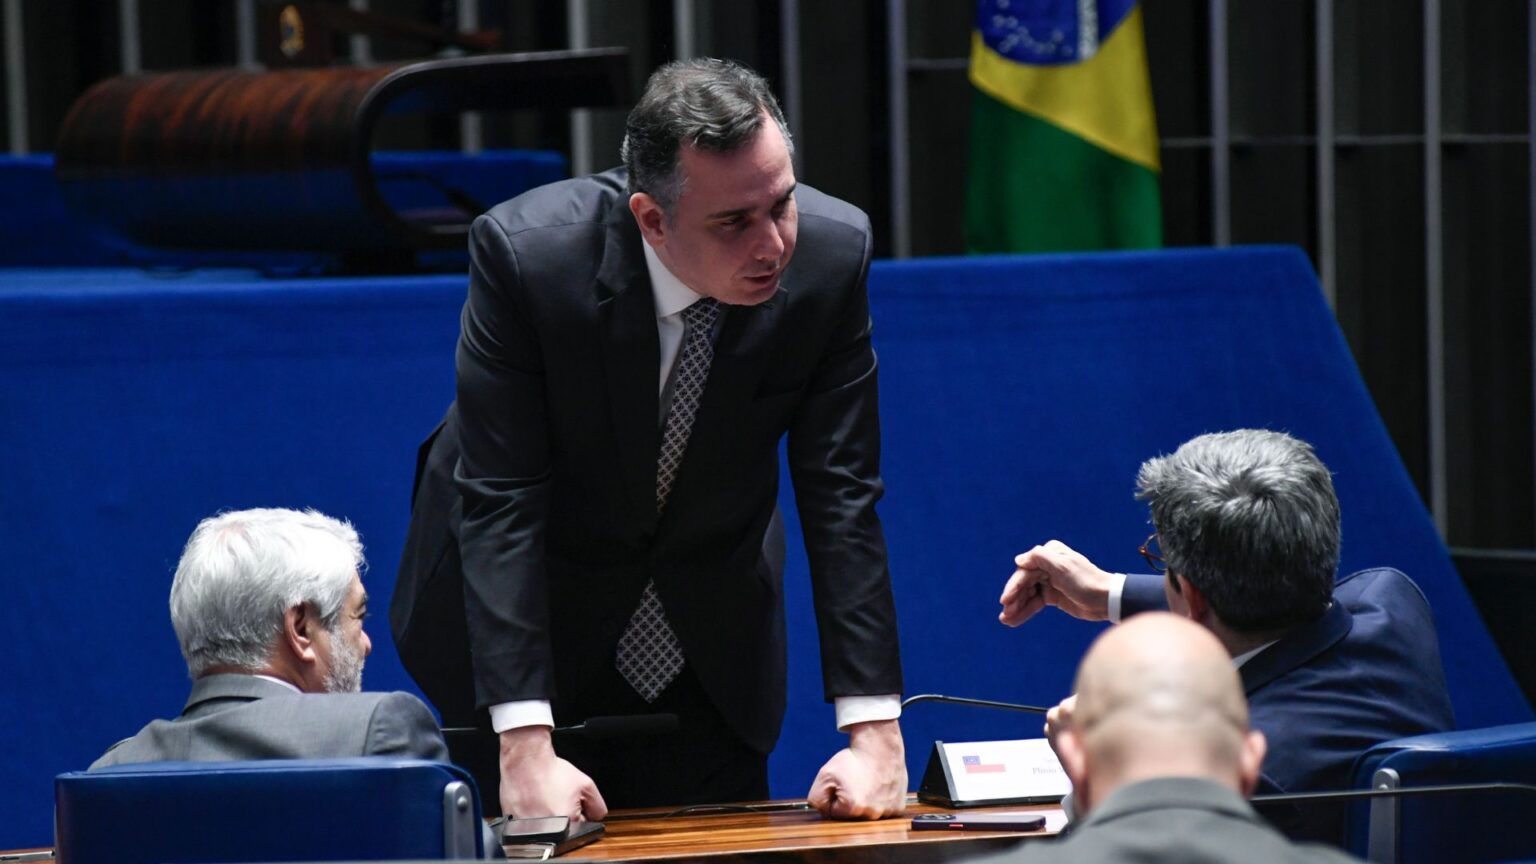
[499,818,606,858]
[911,812,1047,832]
[499,816,571,844]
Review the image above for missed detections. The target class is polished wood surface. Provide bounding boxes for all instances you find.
[568,798,1065,863]
[0,801,1062,862]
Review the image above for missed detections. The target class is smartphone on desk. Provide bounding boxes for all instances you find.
[499,816,571,844]
[911,812,1047,832]
[499,816,606,859]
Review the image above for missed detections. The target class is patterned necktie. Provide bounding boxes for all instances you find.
[616,297,721,702]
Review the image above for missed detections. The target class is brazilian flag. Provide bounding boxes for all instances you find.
[965,0,1162,253]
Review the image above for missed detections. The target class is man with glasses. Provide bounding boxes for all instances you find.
[997,429,1454,845]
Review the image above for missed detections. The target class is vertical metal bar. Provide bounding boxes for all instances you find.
[458,0,483,154]
[3,0,26,155]
[886,0,911,258]
[780,0,803,173]
[569,0,593,177]
[349,0,372,65]
[1528,0,1536,538]
[119,0,141,73]
[674,0,695,59]
[3,0,27,155]
[1316,0,1336,307]
[1365,768,1402,863]
[1425,0,1448,534]
[1210,0,1231,246]
[235,0,258,69]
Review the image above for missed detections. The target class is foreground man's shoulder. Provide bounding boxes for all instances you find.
[796,183,871,236]
[479,169,629,238]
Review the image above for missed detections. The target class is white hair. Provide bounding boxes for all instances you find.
[169,508,365,678]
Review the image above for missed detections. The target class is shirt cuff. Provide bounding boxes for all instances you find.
[1106,572,1128,623]
[488,700,555,733]
[834,694,902,731]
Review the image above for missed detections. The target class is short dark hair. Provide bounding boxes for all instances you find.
[1135,429,1340,633]
[621,58,793,213]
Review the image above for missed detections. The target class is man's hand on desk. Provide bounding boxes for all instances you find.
[498,726,607,822]
[1000,540,1114,625]
[1043,694,1076,759]
[807,718,906,820]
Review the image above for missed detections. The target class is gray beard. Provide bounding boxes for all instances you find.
[323,631,365,693]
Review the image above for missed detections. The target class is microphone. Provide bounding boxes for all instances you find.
[553,713,679,739]
[904,693,1059,808]
[901,693,1051,714]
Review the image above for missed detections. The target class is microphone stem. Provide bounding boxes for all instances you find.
[901,693,1050,714]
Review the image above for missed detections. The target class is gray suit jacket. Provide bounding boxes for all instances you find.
[91,674,448,768]
[1010,778,1362,863]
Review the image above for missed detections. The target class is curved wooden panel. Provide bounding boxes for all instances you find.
[55,66,389,176]
[50,49,630,257]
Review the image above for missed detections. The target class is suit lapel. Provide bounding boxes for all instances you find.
[1240,600,1353,695]
[595,198,663,523]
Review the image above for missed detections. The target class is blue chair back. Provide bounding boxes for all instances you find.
[54,758,483,863]
[1348,723,1536,863]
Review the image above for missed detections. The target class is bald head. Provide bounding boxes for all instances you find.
[1055,613,1266,811]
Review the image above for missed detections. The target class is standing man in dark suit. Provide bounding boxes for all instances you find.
[392,58,905,822]
[995,612,1363,863]
[998,429,1455,843]
[95,508,447,767]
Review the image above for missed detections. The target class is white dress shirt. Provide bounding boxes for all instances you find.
[251,674,301,694]
[491,243,900,734]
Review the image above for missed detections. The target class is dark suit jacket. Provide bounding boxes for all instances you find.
[91,674,448,767]
[1122,567,1456,843]
[391,169,902,753]
[1006,778,1363,863]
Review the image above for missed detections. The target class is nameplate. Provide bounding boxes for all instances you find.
[917,739,1072,807]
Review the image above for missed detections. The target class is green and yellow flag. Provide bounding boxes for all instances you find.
[965,0,1162,253]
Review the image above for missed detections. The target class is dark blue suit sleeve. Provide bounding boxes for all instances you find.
[1120,572,1171,618]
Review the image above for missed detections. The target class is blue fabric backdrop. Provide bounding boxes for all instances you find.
[0,246,1525,846]
[0,151,565,270]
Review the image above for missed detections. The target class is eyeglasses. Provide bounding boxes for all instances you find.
[1138,532,1167,572]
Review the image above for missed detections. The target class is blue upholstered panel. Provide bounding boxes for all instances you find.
[0,246,1525,846]
[1346,724,1536,862]
[769,248,1531,796]
[0,155,122,267]
[56,758,480,862]
[0,151,565,269]
[0,269,465,847]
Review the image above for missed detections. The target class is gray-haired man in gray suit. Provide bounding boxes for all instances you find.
[93,508,446,767]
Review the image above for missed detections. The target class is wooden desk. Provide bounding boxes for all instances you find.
[570,799,1066,863]
[0,802,1064,863]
